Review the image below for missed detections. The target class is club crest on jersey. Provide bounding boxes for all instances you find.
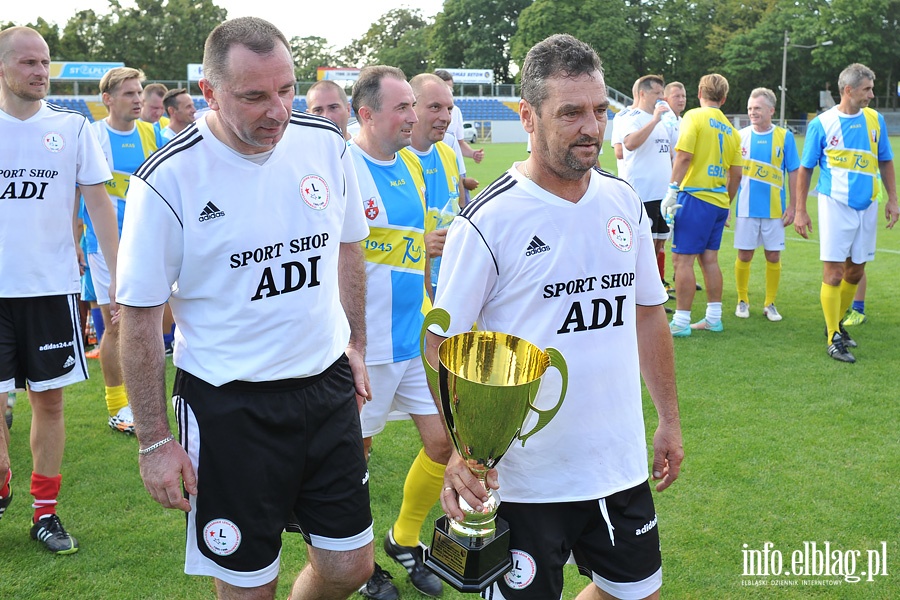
[829,135,840,147]
[300,175,329,210]
[43,132,65,153]
[203,518,241,556]
[504,549,537,590]
[607,216,633,252]
[364,197,379,220]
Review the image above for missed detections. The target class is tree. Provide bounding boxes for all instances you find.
[58,10,110,62]
[339,8,433,76]
[511,0,639,92]
[291,36,339,81]
[430,0,531,83]
[100,0,227,79]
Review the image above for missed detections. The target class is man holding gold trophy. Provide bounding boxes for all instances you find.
[422,34,684,599]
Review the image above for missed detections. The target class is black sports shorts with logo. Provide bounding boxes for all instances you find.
[0,294,87,392]
[174,355,373,587]
[482,481,662,599]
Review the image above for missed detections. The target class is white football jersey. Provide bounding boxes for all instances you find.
[434,165,667,502]
[117,112,368,385]
[620,108,673,202]
[0,101,111,297]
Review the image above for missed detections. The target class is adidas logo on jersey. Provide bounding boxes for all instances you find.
[525,235,551,257]
[199,201,225,222]
[63,355,75,369]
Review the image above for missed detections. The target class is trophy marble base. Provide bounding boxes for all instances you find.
[425,515,512,592]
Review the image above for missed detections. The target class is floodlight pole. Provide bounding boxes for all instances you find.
[779,32,834,127]
[780,31,789,127]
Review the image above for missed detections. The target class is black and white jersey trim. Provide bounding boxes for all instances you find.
[134,124,201,180]
[459,172,518,220]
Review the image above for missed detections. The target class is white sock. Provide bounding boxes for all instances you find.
[673,310,691,328]
[706,302,722,324]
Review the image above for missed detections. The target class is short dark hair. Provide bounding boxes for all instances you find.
[351,65,406,115]
[637,74,665,95]
[308,79,348,104]
[163,88,189,113]
[433,69,453,83]
[521,34,603,114]
[203,17,290,88]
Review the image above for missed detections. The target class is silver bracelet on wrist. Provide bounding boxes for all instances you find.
[138,435,176,456]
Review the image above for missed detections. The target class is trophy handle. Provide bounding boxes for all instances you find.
[420,308,451,396]
[517,347,568,446]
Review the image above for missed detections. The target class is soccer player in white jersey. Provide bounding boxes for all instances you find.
[620,75,674,282]
[117,18,374,600]
[349,66,448,600]
[426,34,683,600]
[795,63,898,363]
[160,87,196,141]
[610,78,640,179]
[733,88,800,322]
[306,79,352,140]
[0,26,119,554]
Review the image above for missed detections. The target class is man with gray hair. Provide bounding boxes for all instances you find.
[795,63,898,362]
[117,17,373,599]
[426,33,682,599]
[733,87,800,322]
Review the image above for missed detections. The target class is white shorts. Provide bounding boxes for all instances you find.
[360,358,436,437]
[87,251,111,305]
[733,216,785,252]
[818,194,878,264]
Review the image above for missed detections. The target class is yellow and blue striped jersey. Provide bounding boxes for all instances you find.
[801,107,892,210]
[736,126,800,219]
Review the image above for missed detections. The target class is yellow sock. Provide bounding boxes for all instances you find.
[839,280,859,316]
[735,258,751,303]
[106,384,128,416]
[392,448,446,547]
[764,260,781,307]
[821,283,842,342]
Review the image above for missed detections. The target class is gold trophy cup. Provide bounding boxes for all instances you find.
[420,308,568,591]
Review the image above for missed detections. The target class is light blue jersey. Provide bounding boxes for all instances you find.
[801,107,892,210]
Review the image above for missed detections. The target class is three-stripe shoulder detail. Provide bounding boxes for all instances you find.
[134,126,202,179]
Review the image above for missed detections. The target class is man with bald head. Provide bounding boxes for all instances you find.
[409,73,465,296]
[0,26,119,554]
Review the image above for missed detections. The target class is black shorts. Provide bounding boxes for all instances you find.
[0,294,87,392]
[483,481,662,599]
[175,355,373,587]
[644,200,671,239]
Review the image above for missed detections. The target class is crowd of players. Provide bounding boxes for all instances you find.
[0,16,895,600]
[609,68,896,363]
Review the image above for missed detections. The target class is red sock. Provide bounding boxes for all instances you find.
[30,472,62,522]
[0,469,10,498]
[657,250,666,280]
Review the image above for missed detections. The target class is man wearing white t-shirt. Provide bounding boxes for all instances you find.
[620,75,674,282]
[426,34,683,600]
[160,88,196,141]
[0,26,119,555]
[117,18,374,600]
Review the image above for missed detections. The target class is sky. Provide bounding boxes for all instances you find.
[5,0,445,50]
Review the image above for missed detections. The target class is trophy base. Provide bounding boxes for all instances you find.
[425,515,512,592]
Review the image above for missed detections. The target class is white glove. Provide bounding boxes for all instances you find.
[661,183,682,224]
